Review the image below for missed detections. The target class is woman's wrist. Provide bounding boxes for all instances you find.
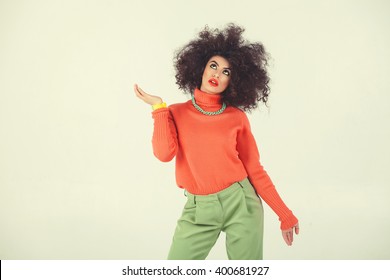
[152,102,167,110]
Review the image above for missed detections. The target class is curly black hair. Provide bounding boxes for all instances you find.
[174,23,270,112]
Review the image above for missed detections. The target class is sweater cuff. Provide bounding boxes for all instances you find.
[280,213,299,230]
[151,107,169,116]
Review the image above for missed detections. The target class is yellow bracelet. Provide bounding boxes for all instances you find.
[152,102,167,110]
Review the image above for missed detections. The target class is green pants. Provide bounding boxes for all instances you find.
[168,178,264,260]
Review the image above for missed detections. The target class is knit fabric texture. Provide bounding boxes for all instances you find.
[151,88,298,230]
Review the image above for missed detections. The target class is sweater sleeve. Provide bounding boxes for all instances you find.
[236,113,298,230]
[151,107,178,162]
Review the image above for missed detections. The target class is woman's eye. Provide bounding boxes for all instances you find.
[210,63,217,69]
[223,70,231,76]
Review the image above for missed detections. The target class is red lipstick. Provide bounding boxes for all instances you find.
[208,78,219,87]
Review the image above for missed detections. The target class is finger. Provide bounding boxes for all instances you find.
[136,84,147,96]
[282,231,292,246]
[134,84,141,95]
[286,231,292,244]
[295,225,300,235]
[282,233,289,245]
[287,229,294,245]
[134,84,147,101]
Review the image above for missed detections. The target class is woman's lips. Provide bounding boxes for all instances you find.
[208,78,219,87]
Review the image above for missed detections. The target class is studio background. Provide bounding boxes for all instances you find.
[1,0,389,259]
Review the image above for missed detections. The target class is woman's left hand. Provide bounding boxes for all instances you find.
[282,223,299,246]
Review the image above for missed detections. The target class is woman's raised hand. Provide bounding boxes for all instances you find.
[134,84,163,105]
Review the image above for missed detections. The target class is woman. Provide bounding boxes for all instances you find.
[134,24,299,260]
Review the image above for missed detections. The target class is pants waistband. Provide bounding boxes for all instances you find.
[185,178,251,203]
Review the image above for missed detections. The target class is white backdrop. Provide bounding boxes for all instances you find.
[1,0,389,259]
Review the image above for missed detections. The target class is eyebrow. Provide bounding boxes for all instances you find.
[210,60,231,70]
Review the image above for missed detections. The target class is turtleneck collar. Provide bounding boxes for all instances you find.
[194,88,222,107]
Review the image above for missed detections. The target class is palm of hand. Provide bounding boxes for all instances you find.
[134,84,162,105]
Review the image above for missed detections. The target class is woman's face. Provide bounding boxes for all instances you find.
[200,55,231,94]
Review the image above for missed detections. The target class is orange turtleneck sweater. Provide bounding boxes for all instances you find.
[151,88,298,230]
